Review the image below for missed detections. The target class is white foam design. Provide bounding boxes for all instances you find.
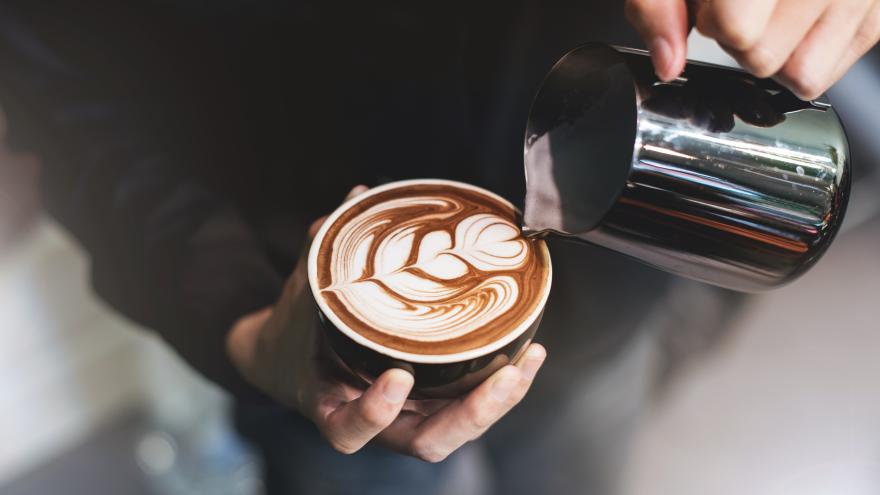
[322,195,529,341]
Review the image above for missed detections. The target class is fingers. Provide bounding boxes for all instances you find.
[312,344,547,459]
[625,0,690,81]
[695,0,778,52]
[693,0,879,100]
[830,2,880,84]
[779,0,874,100]
[380,344,547,463]
[724,0,826,80]
[316,368,414,454]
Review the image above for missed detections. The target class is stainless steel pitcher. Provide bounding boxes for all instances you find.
[523,43,851,291]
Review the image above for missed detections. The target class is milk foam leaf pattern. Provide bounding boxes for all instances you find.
[321,194,533,344]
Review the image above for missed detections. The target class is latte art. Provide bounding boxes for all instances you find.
[314,182,550,356]
[325,201,527,340]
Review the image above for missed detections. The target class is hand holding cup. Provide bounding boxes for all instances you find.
[227,183,550,461]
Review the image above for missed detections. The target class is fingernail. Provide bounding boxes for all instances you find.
[651,37,674,81]
[522,348,546,381]
[490,370,520,402]
[382,373,412,404]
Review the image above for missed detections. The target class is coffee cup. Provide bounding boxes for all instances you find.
[308,179,552,398]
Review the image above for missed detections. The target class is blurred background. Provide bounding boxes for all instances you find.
[0,33,879,495]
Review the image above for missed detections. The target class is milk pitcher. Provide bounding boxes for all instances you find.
[523,43,851,291]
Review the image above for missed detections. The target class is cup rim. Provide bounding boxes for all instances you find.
[308,178,553,364]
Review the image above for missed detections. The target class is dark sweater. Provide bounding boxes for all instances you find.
[0,1,660,402]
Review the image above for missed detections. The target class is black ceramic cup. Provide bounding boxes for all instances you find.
[307,179,552,399]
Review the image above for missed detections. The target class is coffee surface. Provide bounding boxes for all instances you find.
[315,182,550,355]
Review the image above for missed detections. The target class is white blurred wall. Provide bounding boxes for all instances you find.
[0,218,223,485]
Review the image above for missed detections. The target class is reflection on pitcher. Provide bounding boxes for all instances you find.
[524,43,850,291]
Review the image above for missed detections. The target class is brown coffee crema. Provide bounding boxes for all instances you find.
[316,183,550,355]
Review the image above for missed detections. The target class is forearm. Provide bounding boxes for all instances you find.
[225,249,318,409]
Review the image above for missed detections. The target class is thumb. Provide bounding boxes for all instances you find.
[625,0,690,81]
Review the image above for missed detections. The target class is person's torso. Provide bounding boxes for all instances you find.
[8,2,669,360]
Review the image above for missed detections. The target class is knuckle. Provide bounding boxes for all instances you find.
[835,2,868,26]
[512,379,532,403]
[782,63,824,100]
[853,21,880,55]
[357,402,389,430]
[740,46,779,78]
[328,438,359,455]
[705,7,761,50]
[718,21,760,50]
[796,80,825,101]
[409,438,448,464]
[465,400,497,430]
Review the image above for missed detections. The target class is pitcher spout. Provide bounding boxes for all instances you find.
[520,224,552,239]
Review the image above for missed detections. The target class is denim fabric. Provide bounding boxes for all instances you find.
[234,406,456,495]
